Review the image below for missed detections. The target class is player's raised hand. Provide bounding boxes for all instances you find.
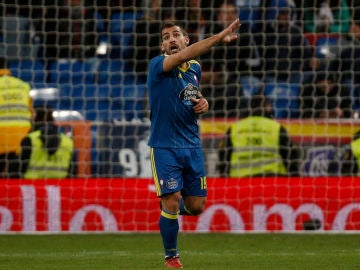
[220,18,241,44]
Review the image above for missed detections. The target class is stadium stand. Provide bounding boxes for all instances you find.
[109,8,143,59]
[3,0,360,238]
[8,59,46,84]
[0,0,359,178]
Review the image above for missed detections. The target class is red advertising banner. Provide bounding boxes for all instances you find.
[0,177,359,233]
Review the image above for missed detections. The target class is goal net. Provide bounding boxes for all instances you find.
[0,0,360,233]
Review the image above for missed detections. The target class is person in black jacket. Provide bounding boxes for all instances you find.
[17,104,77,179]
[200,1,259,118]
[254,0,314,84]
[299,71,353,118]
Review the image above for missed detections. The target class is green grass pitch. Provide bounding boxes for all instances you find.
[0,233,359,269]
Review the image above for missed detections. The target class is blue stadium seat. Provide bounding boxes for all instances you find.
[8,60,46,84]
[58,84,114,121]
[48,59,95,85]
[264,82,300,118]
[97,58,134,85]
[97,59,124,85]
[315,35,340,59]
[109,11,143,58]
[82,98,112,121]
[237,0,262,31]
[240,75,263,97]
[111,83,147,121]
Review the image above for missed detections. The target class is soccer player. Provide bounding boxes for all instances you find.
[147,19,240,268]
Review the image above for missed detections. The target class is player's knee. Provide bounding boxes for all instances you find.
[187,198,206,216]
[161,192,181,213]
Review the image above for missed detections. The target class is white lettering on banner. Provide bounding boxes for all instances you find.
[138,139,152,177]
[196,204,245,232]
[69,204,118,232]
[21,185,36,232]
[46,186,61,232]
[254,203,324,231]
[118,143,152,177]
[1,184,359,232]
[0,206,13,231]
[332,203,360,230]
[118,148,138,176]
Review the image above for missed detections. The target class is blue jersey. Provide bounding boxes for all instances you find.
[147,55,202,148]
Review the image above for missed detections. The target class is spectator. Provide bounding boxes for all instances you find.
[37,0,104,67]
[329,8,360,110]
[297,0,350,34]
[108,1,143,59]
[341,130,360,176]
[254,0,314,84]
[299,71,353,118]
[0,57,32,178]
[130,0,176,83]
[218,93,299,177]
[235,0,267,31]
[174,0,207,44]
[0,3,39,60]
[203,1,262,82]
[201,1,259,117]
[18,104,77,179]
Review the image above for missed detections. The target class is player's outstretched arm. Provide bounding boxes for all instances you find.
[163,19,241,71]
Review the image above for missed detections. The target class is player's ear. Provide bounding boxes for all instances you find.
[185,35,190,45]
[160,43,165,53]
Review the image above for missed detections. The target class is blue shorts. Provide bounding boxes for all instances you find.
[150,147,207,197]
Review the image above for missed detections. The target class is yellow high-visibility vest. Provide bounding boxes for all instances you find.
[229,116,286,177]
[0,75,31,127]
[351,138,360,176]
[24,130,74,179]
[0,74,32,154]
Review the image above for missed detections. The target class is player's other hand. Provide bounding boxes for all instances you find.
[221,18,241,44]
[192,96,209,114]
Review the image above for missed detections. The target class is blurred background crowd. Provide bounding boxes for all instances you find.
[1,0,360,121]
[2,0,360,178]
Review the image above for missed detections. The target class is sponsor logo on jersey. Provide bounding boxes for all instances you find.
[179,83,199,106]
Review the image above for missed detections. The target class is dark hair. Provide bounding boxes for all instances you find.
[250,94,269,110]
[160,21,188,40]
[34,104,55,124]
[0,57,7,69]
[354,130,360,141]
[353,7,360,26]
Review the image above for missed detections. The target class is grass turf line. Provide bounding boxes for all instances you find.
[0,234,359,270]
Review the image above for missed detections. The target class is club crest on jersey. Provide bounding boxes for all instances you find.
[166,178,178,190]
[179,83,199,106]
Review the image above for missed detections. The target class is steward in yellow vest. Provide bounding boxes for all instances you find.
[0,57,32,177]
[341,131,360,176]
[19,105,77,179]
[218,94,299,177]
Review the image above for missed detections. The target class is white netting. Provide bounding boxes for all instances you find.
[1,1,360,233]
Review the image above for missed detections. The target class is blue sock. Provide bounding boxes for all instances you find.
[179,197,192,216]
[159,209,179,258]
